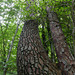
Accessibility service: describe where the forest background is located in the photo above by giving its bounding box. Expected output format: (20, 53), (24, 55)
(0, 0), (75, 75)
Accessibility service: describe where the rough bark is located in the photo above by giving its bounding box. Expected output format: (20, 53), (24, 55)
(46, 7), (75, 75)
(17, 20), (61, 75)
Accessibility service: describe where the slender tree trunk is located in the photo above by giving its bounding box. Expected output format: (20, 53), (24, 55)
(17, 20), (61, 75)
(46, 6), (75, 75)
(3, 23), (19, 75)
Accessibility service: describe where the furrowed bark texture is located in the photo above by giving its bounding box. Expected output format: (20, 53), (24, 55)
(46, 7), (75, 75)
(17, 20), (61, 75)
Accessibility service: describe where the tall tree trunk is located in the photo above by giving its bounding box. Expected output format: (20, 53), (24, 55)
(17, 20), (61, 75)
(46, 7), (75, 75)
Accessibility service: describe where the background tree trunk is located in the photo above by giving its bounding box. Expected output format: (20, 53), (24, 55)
(46, 6), (75, 75)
